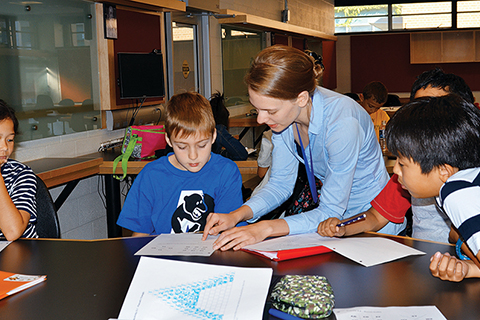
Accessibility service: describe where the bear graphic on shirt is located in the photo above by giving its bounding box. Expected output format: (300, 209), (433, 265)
(171, 191), (214, 233)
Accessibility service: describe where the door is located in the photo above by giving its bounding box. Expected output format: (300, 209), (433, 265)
(165, 11), (210, 99)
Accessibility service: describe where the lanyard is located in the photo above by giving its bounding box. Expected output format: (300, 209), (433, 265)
(295, 123), (318, 203)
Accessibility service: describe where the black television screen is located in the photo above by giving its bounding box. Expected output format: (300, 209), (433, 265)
(117, 52), (165, 99)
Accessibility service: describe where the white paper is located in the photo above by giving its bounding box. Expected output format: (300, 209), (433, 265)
(135, 233), (218, 256)
(0, 241), (11, 253)
(118, 256), (272, 320)
(334, 306), (447, 320)
(243, 233), (425, 267)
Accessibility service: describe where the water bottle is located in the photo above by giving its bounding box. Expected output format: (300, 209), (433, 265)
(379, 120), (387, 154)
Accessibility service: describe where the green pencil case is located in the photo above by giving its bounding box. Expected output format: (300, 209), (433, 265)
(270, 275), (335, 319)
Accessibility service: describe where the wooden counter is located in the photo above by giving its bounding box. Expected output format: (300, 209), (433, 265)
(25, 155), (103, 188)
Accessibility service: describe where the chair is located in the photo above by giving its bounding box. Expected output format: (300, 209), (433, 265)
(35, 175), (61, 238)
(59, 98), (75, 106)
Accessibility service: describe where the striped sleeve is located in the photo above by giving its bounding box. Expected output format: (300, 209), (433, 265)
(440, 169), (480, 255)
(1, 160), (38, 238)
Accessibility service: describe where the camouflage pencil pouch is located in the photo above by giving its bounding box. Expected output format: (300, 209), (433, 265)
(270, 275), (335, 319)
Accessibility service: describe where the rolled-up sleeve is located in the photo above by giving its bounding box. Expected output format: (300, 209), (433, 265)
(246, 130), (298, 221)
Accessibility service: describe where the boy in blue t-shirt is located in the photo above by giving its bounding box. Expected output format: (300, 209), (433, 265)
(386, 94), (480, 282)
(117, 92), (244, 235)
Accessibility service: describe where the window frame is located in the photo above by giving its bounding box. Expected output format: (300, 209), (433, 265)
(334, 1), (480, 34)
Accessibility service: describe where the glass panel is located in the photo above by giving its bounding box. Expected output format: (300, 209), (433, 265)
(458, 1), (480, 11)
(335, 5), (388, 18)
(392, 13), (451, 29)
(335, 16), (389, 33)
(221, 26), (264, 107)
(172, 22), (197, 94)
(0, 1), (100, 142)
(393, 2), (451, 15)
(334, 5), (388, 33)
(458, 12), (480, 28)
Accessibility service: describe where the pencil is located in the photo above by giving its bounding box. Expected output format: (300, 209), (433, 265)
(336, 213), (367, 227)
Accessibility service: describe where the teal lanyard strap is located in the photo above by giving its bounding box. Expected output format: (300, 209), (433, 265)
(295, 123), (318, 204)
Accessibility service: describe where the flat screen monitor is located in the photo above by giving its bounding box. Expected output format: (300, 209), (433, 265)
(117, 52), (165, 99)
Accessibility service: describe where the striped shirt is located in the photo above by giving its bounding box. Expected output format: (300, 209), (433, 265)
(0, 159), (38, 238)
(437, 167), (480, 254)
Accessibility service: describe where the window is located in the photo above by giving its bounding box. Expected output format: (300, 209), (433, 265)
(335, 1), (480, 33)
(221, 26), (265, 107)
(392, 2), (451, 30)
(71, 23), (86, 47)
(335, 5), (389, 33)
(0, 1), (100, 142)
(458, 1), (480, 28)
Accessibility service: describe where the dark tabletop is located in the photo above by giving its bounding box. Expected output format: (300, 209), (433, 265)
(0, 234), (478, 320)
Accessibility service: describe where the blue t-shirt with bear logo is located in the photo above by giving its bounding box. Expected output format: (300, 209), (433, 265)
(117, 153), (244, 234)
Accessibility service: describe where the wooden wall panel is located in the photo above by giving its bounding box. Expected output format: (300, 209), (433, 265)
(350, 33), (480, 94)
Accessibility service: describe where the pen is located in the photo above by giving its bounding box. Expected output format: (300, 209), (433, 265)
(269, 308), (303, 320)
(336, 213), (367, 227)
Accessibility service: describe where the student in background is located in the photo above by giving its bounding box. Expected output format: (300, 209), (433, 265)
(318, 69), (474, 243)
(117, 92), (244, 235)
(410, 67), (474, 103)
(203, 45), (397, 251)
(387, 95), (480, 282)
(210, 92), (248, 161)
(0, 100), (37, 240)
(359, 81), (390, 142)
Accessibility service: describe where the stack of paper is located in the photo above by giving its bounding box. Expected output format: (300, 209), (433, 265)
(118, 256), (272, 320)
(243, 233), (425, 267)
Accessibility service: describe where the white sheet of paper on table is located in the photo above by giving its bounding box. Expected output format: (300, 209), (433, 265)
(243, 233), (425, 267)
(334, 305), (447, 320)
(0, 241), (11, 253)
(134, 233), (218, 256)
(118, 256), (272, 320)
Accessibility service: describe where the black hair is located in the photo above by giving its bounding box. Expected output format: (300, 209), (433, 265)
(0, 99), (19, 134)
(209, 91), (230, 128)
(386, 95), (480, 173)
(363, 81), (388, 104)
(409, 68), (474, 103)
(344, 92), (360, 102)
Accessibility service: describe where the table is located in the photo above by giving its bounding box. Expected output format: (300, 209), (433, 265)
(24, 152), (260, 238)
(228, 114), (265, 147)
(1, 234), (480, 320)
(24, 155), (103, 210)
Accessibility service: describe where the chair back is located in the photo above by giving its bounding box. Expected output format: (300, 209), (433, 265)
(36, 95), (54, 109)
(35, 175), (61, 238)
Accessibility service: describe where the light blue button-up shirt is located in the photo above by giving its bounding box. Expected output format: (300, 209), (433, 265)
(245, 87), (405, 235)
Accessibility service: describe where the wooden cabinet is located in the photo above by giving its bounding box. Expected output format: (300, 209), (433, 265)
(411, 30), (480, 63)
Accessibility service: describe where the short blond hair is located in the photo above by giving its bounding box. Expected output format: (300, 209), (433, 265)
(165, 92), (215, 139)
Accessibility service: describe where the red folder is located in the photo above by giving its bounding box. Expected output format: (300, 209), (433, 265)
(0, 271), (46, 300)
(242, 245), (332, 261)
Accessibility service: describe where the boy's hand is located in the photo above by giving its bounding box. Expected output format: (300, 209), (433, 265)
(429, 251), (469, 282)
(317, 217), (345, 237)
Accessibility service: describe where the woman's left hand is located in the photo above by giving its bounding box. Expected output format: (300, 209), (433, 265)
(213, 219), (289, 251)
